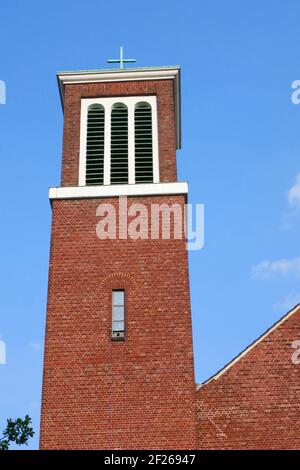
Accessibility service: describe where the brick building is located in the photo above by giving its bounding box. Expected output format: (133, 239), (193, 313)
(40, 63), (300, 450)
(40, 65), (198, 449)
(197, 304), (300, 450)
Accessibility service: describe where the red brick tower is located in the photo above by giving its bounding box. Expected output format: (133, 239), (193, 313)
(40, 64), (198, 449)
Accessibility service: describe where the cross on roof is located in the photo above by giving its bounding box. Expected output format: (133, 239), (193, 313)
(107, 46), (136, 69)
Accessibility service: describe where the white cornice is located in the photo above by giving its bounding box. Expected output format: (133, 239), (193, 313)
(49, 182), (188, 201)
(57, 65), (180, 81)
(57, 66), (181, 149)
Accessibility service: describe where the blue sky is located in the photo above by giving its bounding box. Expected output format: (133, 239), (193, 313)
(1, 0), (300, 449)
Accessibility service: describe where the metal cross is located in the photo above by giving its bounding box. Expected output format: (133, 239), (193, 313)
(107, 46), (136, 69)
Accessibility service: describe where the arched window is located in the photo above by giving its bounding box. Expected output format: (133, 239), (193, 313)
(110, 103), (128, 184)
(112, 289), (125, 340)
(80, 96), (158, 186)
(134, 102), (153, 183)
(86, 104), (104, 185)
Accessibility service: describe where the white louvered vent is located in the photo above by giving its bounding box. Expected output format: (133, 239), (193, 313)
(81, 96), (159, 187)
(110, 103), (128, 184)
(134, 102), (153, 183)
(85, 104), (104, 185)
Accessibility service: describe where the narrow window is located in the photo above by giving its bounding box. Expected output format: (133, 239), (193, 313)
(112, 290), (125, 340)
(135, 102), (153, 183)
(110, 103), (128, 184)
(86, 104), (105, 185)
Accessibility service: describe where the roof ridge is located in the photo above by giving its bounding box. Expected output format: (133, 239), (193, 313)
(197, 303), (300, 390)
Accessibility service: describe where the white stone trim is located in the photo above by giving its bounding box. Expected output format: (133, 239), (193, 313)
(49, 182), (188, 200)
(57, 67), (180, 85)
(103, 106), (111, 186)
(151, 98), (160, 183)
(127, 101), (135, 185)
(57, 66), (181, 149)
(79, 95), (159, 187)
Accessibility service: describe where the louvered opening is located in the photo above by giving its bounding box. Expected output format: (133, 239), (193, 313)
(86, 104), (104, 186)
(111, 103), (128, 184)
(135, 102), (153, 183)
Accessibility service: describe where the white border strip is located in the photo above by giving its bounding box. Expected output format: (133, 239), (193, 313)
(49, 182), (188, 200)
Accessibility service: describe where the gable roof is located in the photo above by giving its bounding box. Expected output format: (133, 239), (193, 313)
(197, 303), (300, 390)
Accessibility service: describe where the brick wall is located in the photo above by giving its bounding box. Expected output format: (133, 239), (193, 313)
(60, 79), (177, 186)
(197, 306), (300, 449)
(40, 195), (198, 449)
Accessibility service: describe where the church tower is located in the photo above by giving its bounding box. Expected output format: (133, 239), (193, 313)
(40, 58), (198, 449)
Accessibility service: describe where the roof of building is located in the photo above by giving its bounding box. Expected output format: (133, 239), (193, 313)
(196, 303), (300, 390)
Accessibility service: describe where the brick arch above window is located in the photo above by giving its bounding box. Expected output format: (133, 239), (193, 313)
(99, 272), (137, 290)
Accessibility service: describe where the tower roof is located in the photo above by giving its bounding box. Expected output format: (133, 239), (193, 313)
(56, 66), (181, 148)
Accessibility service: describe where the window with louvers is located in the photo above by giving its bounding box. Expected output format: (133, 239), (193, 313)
(85, 104), (105, 185)
(110, 103), (128, 184)
(134, 102), (153, 183)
